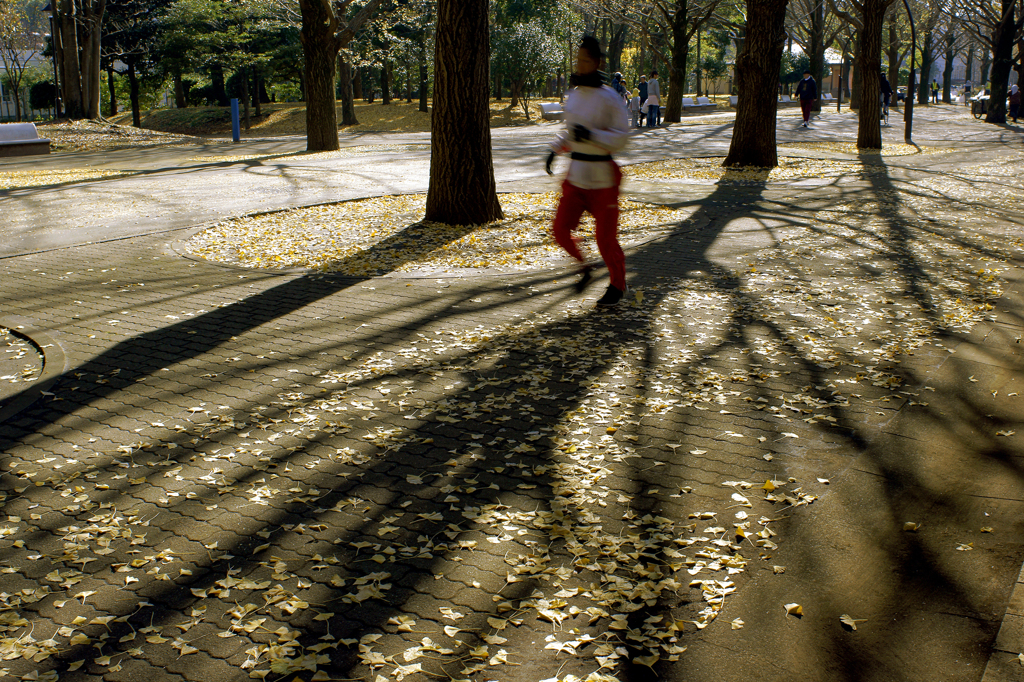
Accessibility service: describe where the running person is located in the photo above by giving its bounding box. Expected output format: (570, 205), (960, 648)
(545, 36), (631, 307)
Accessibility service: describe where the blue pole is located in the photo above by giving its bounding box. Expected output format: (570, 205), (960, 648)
(230, 98), (240, 143)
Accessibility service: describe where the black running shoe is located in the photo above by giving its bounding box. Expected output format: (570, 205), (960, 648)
(575, 266), (594, 293)
(595, 285), (624, 307)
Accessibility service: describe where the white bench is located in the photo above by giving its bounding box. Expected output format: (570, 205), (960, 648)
(821, 93), (834, 101)
(780, 95), (792, 103)
(729, 95), (738, 106)
(0, 123), (51, 157)
(539, 102), (564, 121)
(682, 97), (716, 113)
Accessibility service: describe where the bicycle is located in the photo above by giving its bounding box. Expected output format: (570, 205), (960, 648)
(880, 95), (890, 126)
(972, 96), (989, 120)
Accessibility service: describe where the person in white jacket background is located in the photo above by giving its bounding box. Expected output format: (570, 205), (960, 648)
(545, 35), (631, 307)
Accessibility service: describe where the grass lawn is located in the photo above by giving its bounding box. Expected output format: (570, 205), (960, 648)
(111, 98), (558, 137)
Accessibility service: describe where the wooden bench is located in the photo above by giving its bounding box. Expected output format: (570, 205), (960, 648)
(0, 123), (51, 157)
(682, 97), (717, 113)
(539, 102), (564, 121)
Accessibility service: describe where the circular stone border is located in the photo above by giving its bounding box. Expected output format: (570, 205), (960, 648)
(167, 192), (711, 280)
(0, 317), (69, 424)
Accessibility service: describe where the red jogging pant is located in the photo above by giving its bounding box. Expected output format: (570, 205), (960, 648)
(800, 98), (814, 122)
(551, 164), (626, 291)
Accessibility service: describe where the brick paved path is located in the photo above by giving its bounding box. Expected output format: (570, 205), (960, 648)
(1, 108), (1023, 682)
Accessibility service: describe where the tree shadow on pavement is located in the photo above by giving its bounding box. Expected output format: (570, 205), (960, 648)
(1, 157), (1022, 682)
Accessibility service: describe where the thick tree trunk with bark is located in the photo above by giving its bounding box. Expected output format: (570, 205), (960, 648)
(942, 35), (955, 103)
(425, 0), (502, 225)
(663, 0), (689, 124)
(918, 30), (934, 104)
(339, 59), (358, 125)
(607, 23), (627, 72)
(173, 71), (186, 108)
(724, 0), (789, 167)
(985, 0), (1016, 124)
(58, 0), (83, 119)
(128, 60), (140, 127)
(809, 0), (825, 111)
(49, 2), (64, 117)
(299, 0), (341, 151)
(211, 62), (228, 106)
(353, 67), (362, 100)
(856, 0), (889, 148)
(79, 0), (104, 119)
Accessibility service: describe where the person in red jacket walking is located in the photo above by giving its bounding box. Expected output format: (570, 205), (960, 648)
(545, 36), (631, 307)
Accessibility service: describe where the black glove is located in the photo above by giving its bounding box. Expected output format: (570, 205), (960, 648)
(571, 124), (591, 142)
(545, 151), (555, 176)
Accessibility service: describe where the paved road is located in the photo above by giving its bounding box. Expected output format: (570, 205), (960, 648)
(3, 105), (1018, 258)
(0, 106), (1022, 682)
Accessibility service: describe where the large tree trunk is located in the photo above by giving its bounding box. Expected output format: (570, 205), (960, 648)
(80, 0), (104, 119)
(128, 60), (141, 127)
(299, 0), (341, 151)
(58, 0), (84, 119)
(809, 0), (825, 111)
(856, 0), (888, 148)
(985, 0), (1016, 124)
(663, 0), (689, 124)
(49, 1), (64, 118)
(173, 71), (186, 108)
(942, 34), (955, 103)
(339, 58), (358, 125)
(211, 62), (228, 106)
(918, 30), (934, 104)
(965, 45), (974, 83)
(981, 52), (991, 84)
(886, 14), (901, 88)
(353, 66), (363, 100)
(724, 0), (789, 167)
(607, 23), (628, 72)
(425, 0), (503, 225)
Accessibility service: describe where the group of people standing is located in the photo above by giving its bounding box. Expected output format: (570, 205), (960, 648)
(610, 71), (662, 128)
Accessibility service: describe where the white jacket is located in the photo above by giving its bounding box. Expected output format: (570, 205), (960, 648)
(647, 78), (661, 105)
(550, 84), (630, 189)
